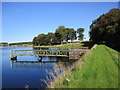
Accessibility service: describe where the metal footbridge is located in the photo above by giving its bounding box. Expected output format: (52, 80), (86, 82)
(10, 49), (88, 60)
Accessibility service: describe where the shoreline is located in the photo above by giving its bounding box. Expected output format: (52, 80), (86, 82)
(0, 43), (88, 49)
(33, 43), (88, 49)
(0, 45), (33, 47)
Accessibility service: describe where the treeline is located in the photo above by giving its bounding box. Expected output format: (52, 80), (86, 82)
(89, 8), (120, 51)
(0, 42), (8, 46)
(0, 42), (8, 44)
(0, 42), (33, 47)
(9, 42), (32, 46)
(33, 26), (84, 46)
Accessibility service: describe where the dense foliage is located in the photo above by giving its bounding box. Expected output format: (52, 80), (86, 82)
(89, 8), (120, 51)
(77, 28), (84, 41)
(33, 26), (84, 46)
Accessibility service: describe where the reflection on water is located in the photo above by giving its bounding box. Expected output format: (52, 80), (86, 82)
(10, 61), (53, 68)
(10, 59), (70, 69)
(2, 47), (71, 88)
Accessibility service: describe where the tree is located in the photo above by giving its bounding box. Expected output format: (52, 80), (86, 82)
(63, 28), (70, 43)
(55, 26), (66, 43)
(32, 34), (45, 46)
(47, 33), (54, 45)
(55, 32), (62, 44)
(55, 26), (77, 43)
(77, 28), (84, 41)
(47, 32), (59, 45)
(89, 8), (120, 51)
(33, 26), (79, 46)
(33, 37), (39, 46)
(67, 28), (76, 42)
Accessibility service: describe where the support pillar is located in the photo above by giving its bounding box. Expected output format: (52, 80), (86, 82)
(11, 56), (17, 60)
(38, 56), (42, 62)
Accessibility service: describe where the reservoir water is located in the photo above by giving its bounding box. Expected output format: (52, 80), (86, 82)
(1, 47), (70, 88)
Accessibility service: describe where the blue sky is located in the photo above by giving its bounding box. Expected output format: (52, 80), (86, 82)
(2, 2), (118, 43)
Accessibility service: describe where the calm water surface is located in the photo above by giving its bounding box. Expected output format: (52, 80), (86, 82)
(2, 47), (69, 88)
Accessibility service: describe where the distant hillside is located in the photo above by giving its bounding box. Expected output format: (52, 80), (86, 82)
(9, 42), (32, 45)
(9, 42), (33, 47)
(0, 42), (8, 46)
(0, 42), (33, 47)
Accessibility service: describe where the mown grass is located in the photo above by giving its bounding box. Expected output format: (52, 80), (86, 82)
(57, 45), (119, 88)
(33, 43), (88, 49)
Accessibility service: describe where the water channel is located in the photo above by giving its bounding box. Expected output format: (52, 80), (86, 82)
(1, 47), (71, 88)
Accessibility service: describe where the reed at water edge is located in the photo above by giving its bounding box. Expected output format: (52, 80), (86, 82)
(43, 45), (96, 88)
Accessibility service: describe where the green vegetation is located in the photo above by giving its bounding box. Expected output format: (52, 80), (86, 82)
(77, 28), (85, 41)
(33, 26), (84, 46)
(33, 43), (88, 49)
(0, 42), (33, 47)
(0, 42), (8, 47)
(9, 42), (33, 47)
(51, 45), (119, 88)
(89, 8), (120, 51)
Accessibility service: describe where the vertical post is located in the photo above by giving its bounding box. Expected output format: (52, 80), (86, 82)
(11, 56), (17, 60)
(38, 56), (42, 62)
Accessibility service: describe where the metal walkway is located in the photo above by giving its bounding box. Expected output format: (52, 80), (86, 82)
(10, 49), (88, 60)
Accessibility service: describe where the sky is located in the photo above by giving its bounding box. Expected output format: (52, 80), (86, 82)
(2, 2), (118, 43)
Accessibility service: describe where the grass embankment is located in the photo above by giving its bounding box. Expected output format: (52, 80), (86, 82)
(33, 43), (88, 49)
(56, 45), (119, 88)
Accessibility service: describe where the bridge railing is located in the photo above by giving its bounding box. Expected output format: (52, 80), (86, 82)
(10, 49), (89, 60)
(11, 50), (69, 58)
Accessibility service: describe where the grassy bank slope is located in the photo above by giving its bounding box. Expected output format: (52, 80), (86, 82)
(60, 45), (119, 88)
